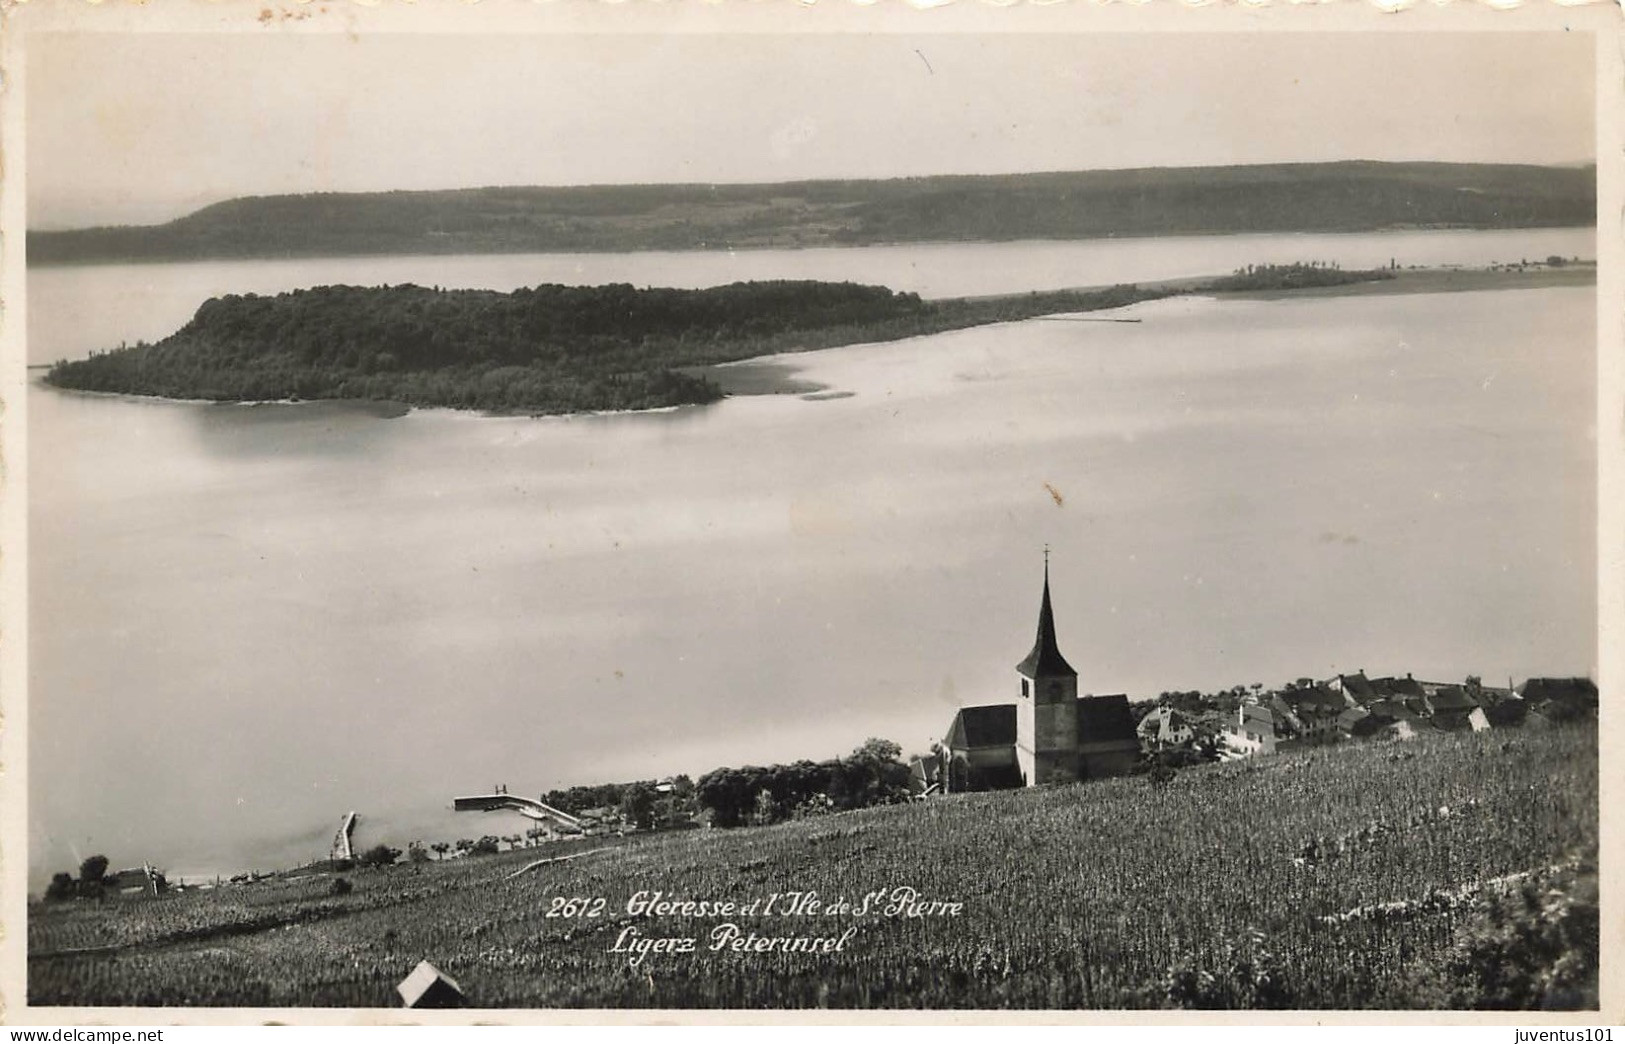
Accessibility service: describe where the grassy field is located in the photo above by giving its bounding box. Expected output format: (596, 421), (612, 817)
(28, 724), (1597, 1010)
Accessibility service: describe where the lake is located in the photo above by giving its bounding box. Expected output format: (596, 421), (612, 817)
(25, 229), (1596, 883)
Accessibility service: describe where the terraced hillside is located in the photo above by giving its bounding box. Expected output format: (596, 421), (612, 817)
(29, 724), (1597, 1010)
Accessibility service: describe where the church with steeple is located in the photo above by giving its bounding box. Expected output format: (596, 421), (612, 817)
(943, 557), (1141, 792)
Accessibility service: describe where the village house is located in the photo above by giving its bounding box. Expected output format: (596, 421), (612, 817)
(106, 864), (167, 897)
(944, 560), (1140, 791)
(1468, 679), (1517, 706)
(1517, 677), (1599, 722)
(1279, 685), (1349, 741)
(1367, 675), (1430, 716)
(1329, 671), (1431, 710)
(1336, 705), (1386, 740)
(1265, 695), (1306, 737)
(1364, 697), (1419, 724)
(941, 609), (1592, 781)
(1326, 671), (1376, 703)
(1389, 676), (1429, 697)
(1136, 706), (1196, 752)
(1219, 703), (1297, 759)
(1327, 670), (1514, 726)
(1432, 705), (1492, 733)
(1483, 697), (1530, 729)
(1422, 684), (1477, 716)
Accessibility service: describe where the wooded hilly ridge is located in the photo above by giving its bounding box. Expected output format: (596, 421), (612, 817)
(30, 162), (1595, 265)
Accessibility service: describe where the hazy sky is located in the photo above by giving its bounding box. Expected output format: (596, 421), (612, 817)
(27, 31), (1596, 230)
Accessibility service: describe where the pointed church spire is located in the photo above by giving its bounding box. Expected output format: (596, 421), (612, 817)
(1016, 550), (1077, 679)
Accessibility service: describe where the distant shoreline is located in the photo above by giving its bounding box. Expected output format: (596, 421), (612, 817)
(23, 223), (1596, 272)
(26, 161), (1595, 268)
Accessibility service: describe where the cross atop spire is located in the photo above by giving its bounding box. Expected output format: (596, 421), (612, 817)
(1016, 550), (1077, 680)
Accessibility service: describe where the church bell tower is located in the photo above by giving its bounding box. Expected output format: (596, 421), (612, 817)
(1014, 551), (1080, 786)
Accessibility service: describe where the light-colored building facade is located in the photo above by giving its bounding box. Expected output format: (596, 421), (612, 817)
(1221, 703), (1281, 759)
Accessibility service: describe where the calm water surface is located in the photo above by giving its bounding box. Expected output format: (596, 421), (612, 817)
(27, 233), (1596, 882)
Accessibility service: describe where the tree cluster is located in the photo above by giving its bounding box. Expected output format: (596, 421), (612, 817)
(357, 844), (402, 868)
(542, 776), (698, 832)
(43, 854), (166, 902)
(1198, 262), (1395, 293)
(695, 738), (912, 828)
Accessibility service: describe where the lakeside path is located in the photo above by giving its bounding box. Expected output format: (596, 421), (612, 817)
(699, 264), (1596, 398)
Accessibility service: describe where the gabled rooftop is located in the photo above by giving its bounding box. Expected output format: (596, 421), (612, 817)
(1518, 677), (1598, 706)
(946, 704), (1018, 749)
(1428, 686), (1479, 713)
(1283, 686), (1344, 716)
(1077, 694), (1138, 745)
(1366, 675), (1427, 699)
(1336, 672), (1375, 700)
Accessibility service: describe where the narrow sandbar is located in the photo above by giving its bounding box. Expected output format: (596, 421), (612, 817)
(1218, 263), (1595, 300)
(695, 263), (1595, 399)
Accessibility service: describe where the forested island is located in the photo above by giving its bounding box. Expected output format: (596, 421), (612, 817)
(30, 161), (1594, 265)
(42, 264), (1413, 414)
(42, 267), (1415, 414)
(40, 279), (1156, 413)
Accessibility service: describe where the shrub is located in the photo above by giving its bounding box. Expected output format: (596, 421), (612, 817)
(1158, 927), (1295, 1009)
(358, 845), (401, 868)
(44, 873), (76, 902)
(1420, 864), (1598, 1009)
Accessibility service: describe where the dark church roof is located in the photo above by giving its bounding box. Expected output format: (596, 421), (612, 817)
(946, 704), (1018, 749)
(1016, 565), (1077, 679)
(1076, 694), (1138, 745)
(947, 697), (1136, 754)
